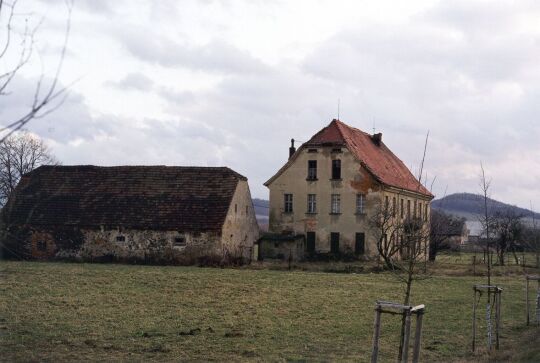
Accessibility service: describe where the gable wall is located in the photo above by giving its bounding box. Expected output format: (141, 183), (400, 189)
(221, 180), (260, 259)
(267, 145), (383, 255)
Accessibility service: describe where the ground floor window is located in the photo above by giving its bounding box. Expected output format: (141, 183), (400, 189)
(355, 233), (365, 255)
(330, 232), (340, 254)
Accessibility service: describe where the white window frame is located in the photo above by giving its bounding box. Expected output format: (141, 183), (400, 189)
(307, 194), (317, 214)
(356, 194), (366, 214)
(284, 193), (293, 213)
(331, 194), (341, 214)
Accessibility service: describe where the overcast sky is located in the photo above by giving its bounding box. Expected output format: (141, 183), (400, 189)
(1, 0), (539, 210)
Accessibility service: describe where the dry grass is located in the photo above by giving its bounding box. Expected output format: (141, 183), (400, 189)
(0, 260), (539, 362)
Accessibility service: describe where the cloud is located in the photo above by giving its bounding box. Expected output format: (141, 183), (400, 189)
(105, 73), (154, 92)
(117, 28), (268, 74)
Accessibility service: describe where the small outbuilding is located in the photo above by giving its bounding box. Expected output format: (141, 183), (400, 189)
(1, 165), (260, 263)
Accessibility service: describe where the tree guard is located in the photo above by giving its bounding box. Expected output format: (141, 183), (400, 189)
(371, 301), (425, 363)
(472, 285), (502, 352)
(525, 275), (540, 326)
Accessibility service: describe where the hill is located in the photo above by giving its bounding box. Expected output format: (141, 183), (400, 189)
(432, 193), (540, 220)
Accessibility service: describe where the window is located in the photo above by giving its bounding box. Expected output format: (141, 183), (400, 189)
(306, 232), (316, 254)
(392, 197), (397, 216)
(246, 205), (248, 215)
(308, 148), (318, 153)
(36, 240), (47, 251)
(355, 233), (365, 255)
(418, 203), (422, 220)
(116, 235), (125, 242)
(330, 232), (340, 254)
(407, 200), (411, 219)
(331, 148), (342, 153)
(307, 160), (317, 180)
(400, 199), (404, 218)
(425, 203), (429, 221)
(174, 236), (186, 247)
(284, 194), (293, 213)
(307, 194), (317, 213)
(356, 194), (366, 214)
(385, 196), (390, 213)
(413, 200), (417, 218)
(331, 194), (341, 214)
(331, 159), (341, 179)
(235, 204), (238, 214)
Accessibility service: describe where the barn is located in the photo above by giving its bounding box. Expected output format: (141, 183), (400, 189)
(0, 165), (260, 264)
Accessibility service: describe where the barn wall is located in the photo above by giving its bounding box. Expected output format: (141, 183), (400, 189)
(221, 180), (260, 259)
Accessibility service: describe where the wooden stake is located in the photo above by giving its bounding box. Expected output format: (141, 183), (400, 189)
(412, 311), (424, 363)
(371, 307), (382, 363)
(526, 277), (530, 326)
(402, 310), (412, 363)
(495, 291), (500, 350)
(472, 289), (477, 352)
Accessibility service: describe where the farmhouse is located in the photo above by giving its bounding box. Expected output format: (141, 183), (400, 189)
(1, 165), (259, 263)
(261, 119), (434, 260)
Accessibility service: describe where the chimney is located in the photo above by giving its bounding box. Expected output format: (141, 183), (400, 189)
(289, 139), (296, 159)
(372, 133), (382, 146)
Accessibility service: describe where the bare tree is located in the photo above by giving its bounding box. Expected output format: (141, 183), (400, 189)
(479, 162), (493, 288)
(429, 209), (466, 261)
(0, 131), (58, 206)
(492, 208), (524, 266)
(0, 0), (73, 143)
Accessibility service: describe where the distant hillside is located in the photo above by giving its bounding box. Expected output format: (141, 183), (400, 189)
(432, 193), (540, 219)
(253, 198), (269, 227)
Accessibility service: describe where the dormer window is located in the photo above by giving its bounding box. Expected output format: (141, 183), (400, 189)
(331, 148), (342, 153)
(308, 148), (318, 153)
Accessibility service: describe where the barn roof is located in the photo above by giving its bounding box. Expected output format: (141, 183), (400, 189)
(2, 165), (246, 232)
(265, 119), (433, 198)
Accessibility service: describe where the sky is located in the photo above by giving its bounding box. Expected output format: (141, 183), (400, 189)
(1, 0), (539, 210)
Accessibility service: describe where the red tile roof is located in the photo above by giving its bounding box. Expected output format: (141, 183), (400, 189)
(266, 119), (433, 198)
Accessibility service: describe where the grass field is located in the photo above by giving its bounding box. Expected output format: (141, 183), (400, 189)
(1, 260), (539, 362)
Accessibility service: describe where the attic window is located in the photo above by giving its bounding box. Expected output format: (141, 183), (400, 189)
(174, 236), (186, 247)
(331, 148), (342, 153)
(308, 148), (318, 153)
(116, 235), (125, 242)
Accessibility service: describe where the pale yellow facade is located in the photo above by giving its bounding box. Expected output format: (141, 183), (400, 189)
(266, 145), (431, 257)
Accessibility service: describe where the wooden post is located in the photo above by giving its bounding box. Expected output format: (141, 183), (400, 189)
(472, 288), (477, 352)
(536, 280), (540, 325)
(371, 307), (382, 363)
(402, 310), (412, 363)
(412, 311), (424, 363)
(495, 290), (500, 350)
(526, 277), (530, 326)
(472, 256), (476, 276)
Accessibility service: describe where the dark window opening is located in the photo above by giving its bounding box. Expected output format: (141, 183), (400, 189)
(332, 159), (341, 179)
(246, 205), (248, 215)
(355, 233), (365, 255)
(116, 235), (125, 242)
(331, 148), (342, 153)
(235, 204), (238, 214)
(400, 199), (404, 218)
(308, 148), (318, 153)
(174, 236), (186, 247)
(306, 232), (316, 254)
(307, 160), (317, 180)
(330, 232), (340, 254)
(37, 240), (47, 251)
(284, 194), (293, 213)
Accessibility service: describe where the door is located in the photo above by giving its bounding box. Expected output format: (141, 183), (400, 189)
(306, 232), (316, 254)
(355, 233), (365, 255)
(330, 232), (340, 254)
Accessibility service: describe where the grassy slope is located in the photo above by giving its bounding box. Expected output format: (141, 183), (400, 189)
(1, 261), (539, 362)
